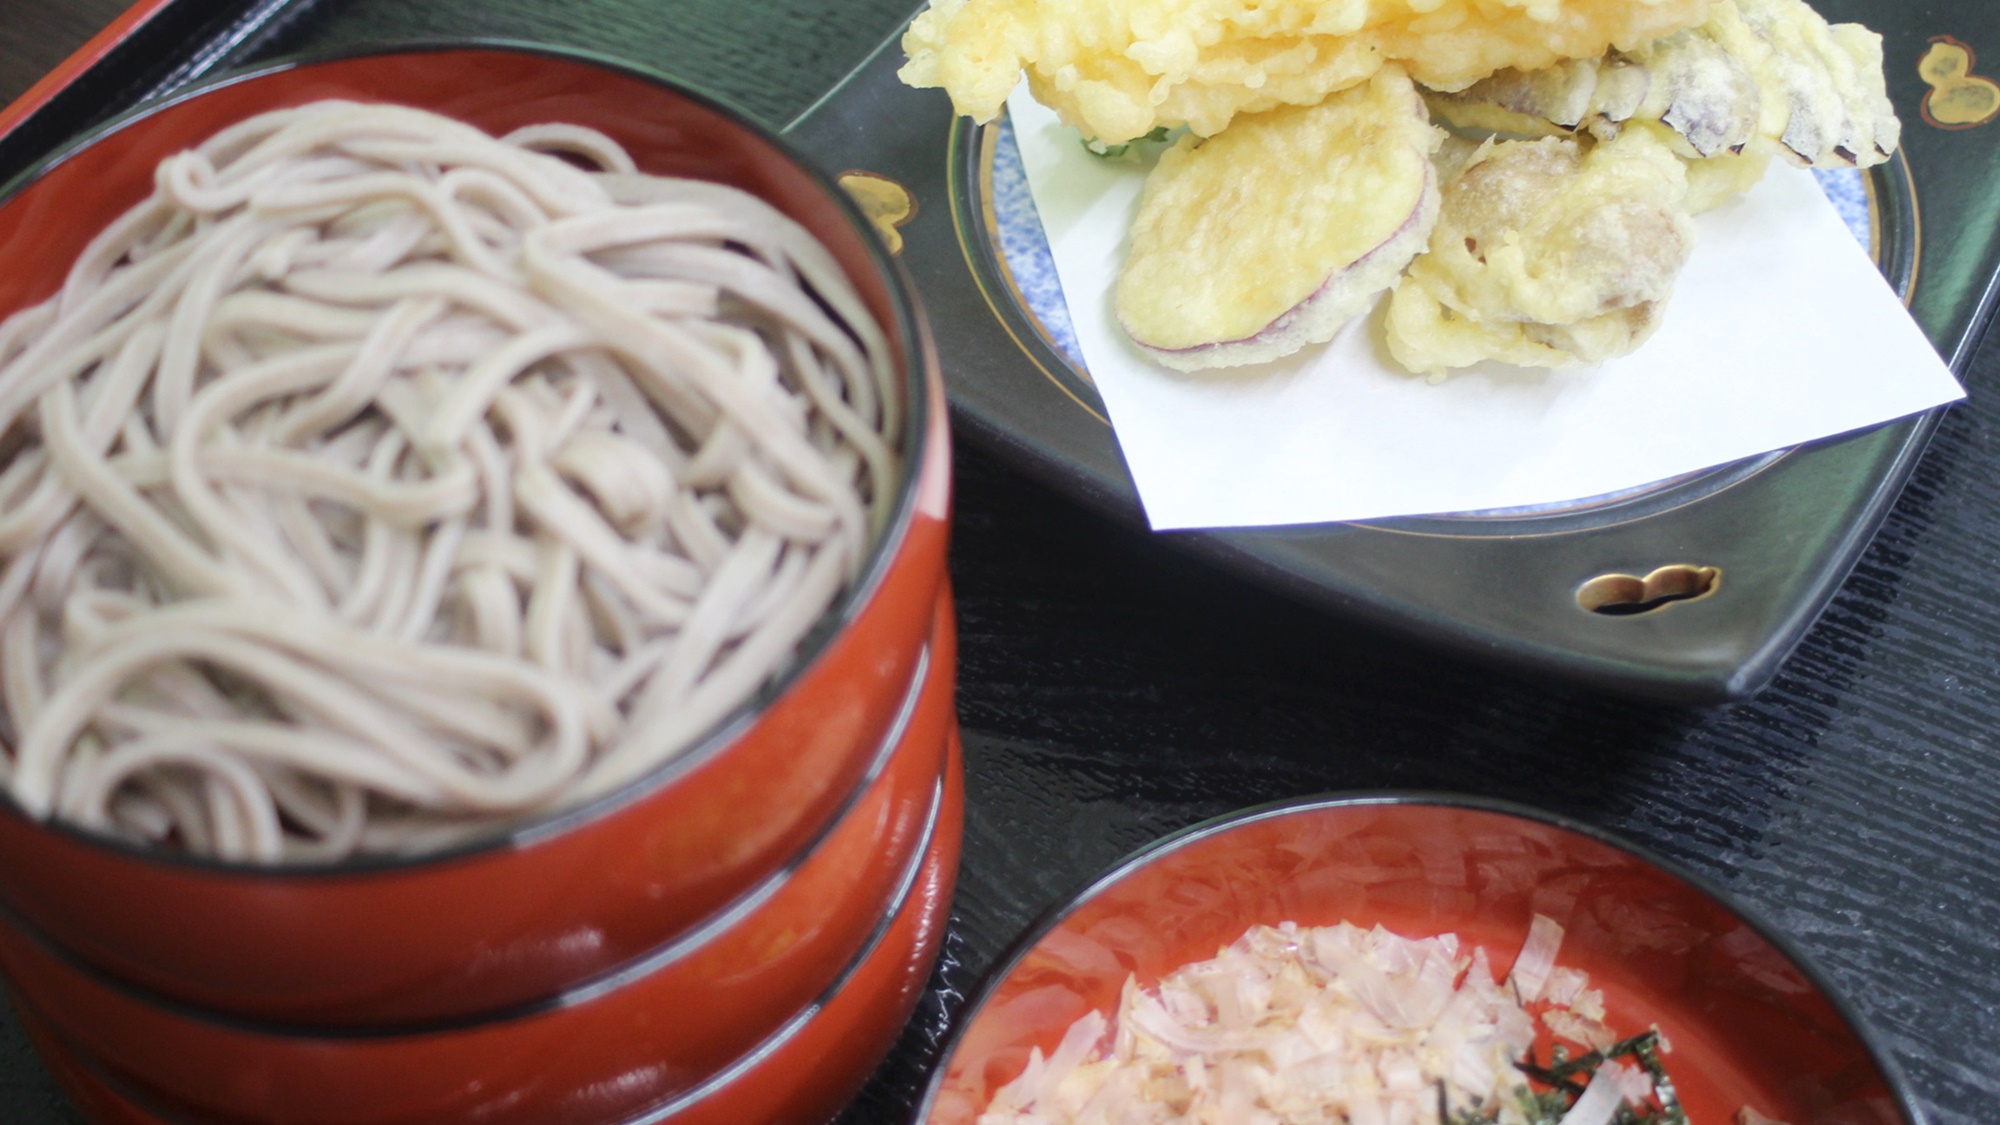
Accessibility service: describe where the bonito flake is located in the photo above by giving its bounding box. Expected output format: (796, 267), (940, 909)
(976, 921), (1601, 1125)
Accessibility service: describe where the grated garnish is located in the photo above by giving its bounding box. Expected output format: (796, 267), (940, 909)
(978, 916), (1697, 1125)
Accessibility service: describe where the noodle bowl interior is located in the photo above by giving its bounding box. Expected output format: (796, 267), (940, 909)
(0, 100), (903, 864)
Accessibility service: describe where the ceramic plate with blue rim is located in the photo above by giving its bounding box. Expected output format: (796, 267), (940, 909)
(784, 1), (1997, 702)
(991, 119), (1873, 386)
(985, 115), (1883, 521)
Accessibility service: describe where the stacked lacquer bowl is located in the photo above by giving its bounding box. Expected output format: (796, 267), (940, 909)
(0, 46), (957, 1125)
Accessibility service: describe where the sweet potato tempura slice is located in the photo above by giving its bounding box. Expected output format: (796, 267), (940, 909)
(899, 0), (1710, 144)
(1115, 65), (1442, 370)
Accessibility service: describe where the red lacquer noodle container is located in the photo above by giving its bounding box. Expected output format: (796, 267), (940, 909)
(12, 728), (964, 1125)
(0, 41), (957, 1116)
(0, 696), (964, 1125)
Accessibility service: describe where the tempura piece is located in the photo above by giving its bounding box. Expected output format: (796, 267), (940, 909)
(1717, 0), (1900, 166)
(1432, 0), (1899, 171)
(1385, 129), (1695, 374)
(899, 0), (1710, 145)
(1678, 143), (1772, 211)
(1430, 28), (1760, 155)
(1116, 66), (1442, 371)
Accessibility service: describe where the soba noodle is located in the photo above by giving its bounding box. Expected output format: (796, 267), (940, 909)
(0, 101), (902, 863)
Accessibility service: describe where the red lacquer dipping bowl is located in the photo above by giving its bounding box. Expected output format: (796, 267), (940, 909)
(0, 44), (951, 1025)
(918, 794), (1921, 1125)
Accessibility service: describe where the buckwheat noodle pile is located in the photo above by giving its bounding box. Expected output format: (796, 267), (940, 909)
(0, 101), (902, 863)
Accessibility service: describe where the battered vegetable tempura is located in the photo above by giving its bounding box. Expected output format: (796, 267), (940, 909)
(1385, 129), (1696, 374)
(902, 0), (1899, 376)
(1431, 0), (1900, 170)
(900, 0), (1710, 145)
(1117, 66), (1442, 370)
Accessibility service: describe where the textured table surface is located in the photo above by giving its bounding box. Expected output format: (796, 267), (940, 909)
(2, 2), (1998, 1123)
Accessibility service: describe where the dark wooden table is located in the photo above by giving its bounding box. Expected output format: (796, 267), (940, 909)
(2, 2), (1998, 1124)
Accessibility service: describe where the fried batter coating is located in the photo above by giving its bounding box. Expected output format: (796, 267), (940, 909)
(1116, 66), (1443, 370)
(1717, 0), (1900, 166)
(1385, 130), (1695, 374)
(899, 0), (1710, 145)
(1430, 0), (1899, 173)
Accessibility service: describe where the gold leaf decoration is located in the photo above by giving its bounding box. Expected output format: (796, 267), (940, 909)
(838, 171), (917, 255)
(1920, 37), (2000, 129)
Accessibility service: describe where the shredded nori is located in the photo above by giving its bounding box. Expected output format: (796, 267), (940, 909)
(1498, 1031), (1688, 1125)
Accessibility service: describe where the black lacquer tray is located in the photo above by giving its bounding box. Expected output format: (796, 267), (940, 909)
(784, 1), (1995, 705)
